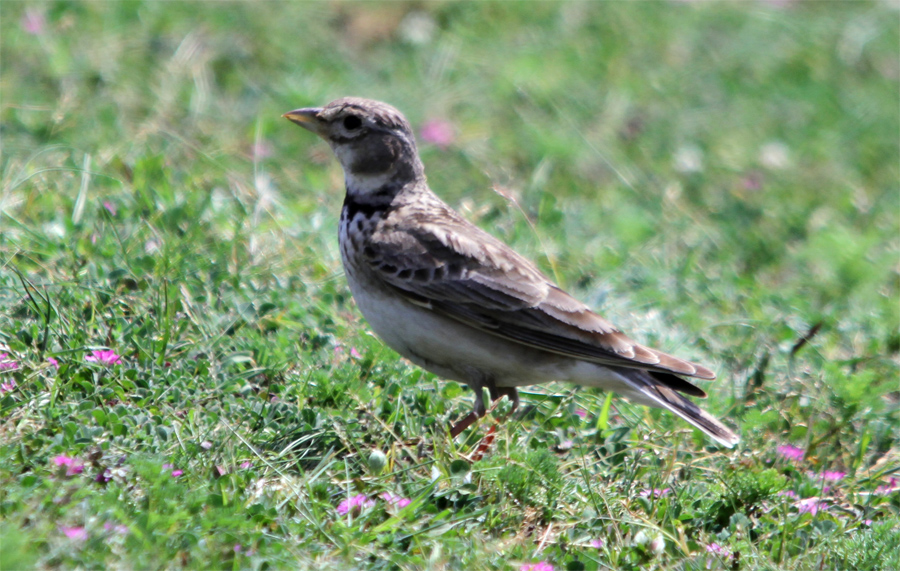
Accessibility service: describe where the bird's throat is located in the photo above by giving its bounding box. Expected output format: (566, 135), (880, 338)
(344, 170), (403, 198)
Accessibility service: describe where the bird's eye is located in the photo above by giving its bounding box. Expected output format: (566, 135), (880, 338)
(343, 115), (362, 131)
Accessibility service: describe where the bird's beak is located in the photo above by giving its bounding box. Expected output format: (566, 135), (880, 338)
(283, 107), (325, 136)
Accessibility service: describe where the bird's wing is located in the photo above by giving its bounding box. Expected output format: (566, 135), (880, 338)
(364, 206), (715, 386)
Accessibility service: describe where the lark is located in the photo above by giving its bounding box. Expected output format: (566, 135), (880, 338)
(284, 97), (738, 447)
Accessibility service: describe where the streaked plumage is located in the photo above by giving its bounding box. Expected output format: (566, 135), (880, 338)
(284, 97), (738, 447)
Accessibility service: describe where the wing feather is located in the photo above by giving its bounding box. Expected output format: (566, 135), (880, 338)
(366, 205), (715, 381)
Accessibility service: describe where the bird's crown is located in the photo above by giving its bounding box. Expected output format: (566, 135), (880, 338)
(318, 97), (413, 136)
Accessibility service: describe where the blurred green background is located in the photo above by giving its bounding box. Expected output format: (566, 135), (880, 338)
(5, 1), (897, 315)
(1, 2), (898, 569)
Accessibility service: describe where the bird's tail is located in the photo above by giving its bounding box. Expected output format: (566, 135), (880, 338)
(616, 368), (739, 448)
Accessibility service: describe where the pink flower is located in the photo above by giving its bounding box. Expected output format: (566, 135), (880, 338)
(777, 444), (804, 461)
(337, 494), (375, 515)
(85, 350), (123, 366)
(520, 563), (554, 571)
(103, 522), (128, 535)
(0, 353), (18, 371)
(640, 487), (671, 498)
(875, 478), (899, 495)
(171, 469), (183, 478)
(252, 140), (273, 159)
(103, 201), (117, 216)
(52, 455), (84, 476)
(574, 408), (588, 419)
(706, 543), (731, 557)
(21, 8), (46, 36)
(797, 497), (827, 515)
(589, 538), (604, 548)
(240, 461), (252, 469)
(820, 470), (846, 482)
(201, 441), (212, 450)
(47, 357), (59, 368)
(380, 492), (411, 508)
(0, 380), (16, 395)
(335, 345), (363, 360)
(420, 119), (455, 149)
(60, 526), (88, 541)
(741, 172), (763, 191)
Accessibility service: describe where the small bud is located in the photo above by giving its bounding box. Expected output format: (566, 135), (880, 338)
(633, 530), (650, 547)
(633, 530), (665, 556)
(368, 450), (387, 474)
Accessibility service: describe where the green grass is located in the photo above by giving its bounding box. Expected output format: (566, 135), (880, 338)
(2, 2), (898, 570)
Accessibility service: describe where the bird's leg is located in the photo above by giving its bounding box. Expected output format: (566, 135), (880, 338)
(489, 386), (519, 413)
(449, 411), (479, 438)
(488, 386), (519, 428)
(450, 378), (521, 438)
(449, 378), (487, 438)
(465, 384), (520, 460)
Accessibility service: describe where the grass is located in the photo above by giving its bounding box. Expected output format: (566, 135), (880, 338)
(1, 1), (898, 570)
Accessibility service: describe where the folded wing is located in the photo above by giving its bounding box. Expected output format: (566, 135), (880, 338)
(365, 205), (715, 391)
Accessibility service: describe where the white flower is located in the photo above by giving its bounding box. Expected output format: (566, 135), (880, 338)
(759, 141), (790, 170)
(673, 144), (704, 173)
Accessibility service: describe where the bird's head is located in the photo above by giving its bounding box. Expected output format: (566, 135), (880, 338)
(284, 97), (424, 196)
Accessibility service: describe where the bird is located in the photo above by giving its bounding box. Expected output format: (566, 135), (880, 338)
(283, 97), (739, 448)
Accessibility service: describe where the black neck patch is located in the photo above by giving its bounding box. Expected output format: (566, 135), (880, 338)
(342, 194), (391, 220)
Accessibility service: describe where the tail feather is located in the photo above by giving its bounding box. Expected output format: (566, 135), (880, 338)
(617, 368), (739, 448)
(648, 371), (708, 398)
